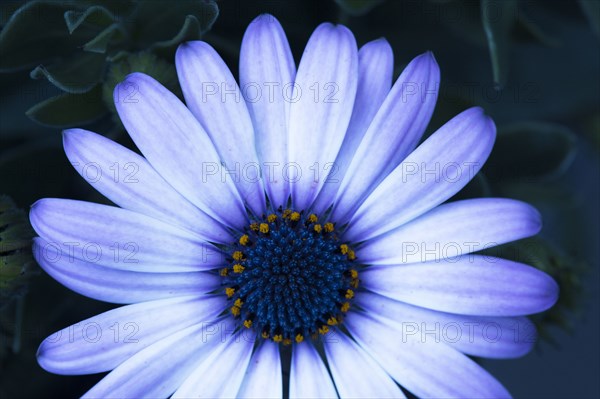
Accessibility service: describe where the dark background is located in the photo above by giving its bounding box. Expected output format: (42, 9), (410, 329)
(0, 0), (598, 397)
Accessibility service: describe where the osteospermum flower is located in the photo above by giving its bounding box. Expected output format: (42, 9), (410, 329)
(31, 14), (559, 398)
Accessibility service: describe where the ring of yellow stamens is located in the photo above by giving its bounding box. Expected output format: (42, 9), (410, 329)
(323, 222), (335, 233)
(243, 320), (253, 328)
(232, 251), (244, 261)
(259, 223), (269, 234)
(233, 264), (245, 273)
(239, 235), (250, 246)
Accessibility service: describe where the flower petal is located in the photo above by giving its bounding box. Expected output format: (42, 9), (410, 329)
(345, 311), (511, 398)
(30, 199), (224, 272)
(114, 72), (247, 229)
(172, 331), (256, 398)
(34, 237), (219, 304)
(312, 38), (394, 215)
(237, 341), (282, 399)
(288, 23), (358, 211)
(63, 128), (230, 243)
(361, 255), (558, 316)
(176, 42), (266, 215)
(324, 330), (405, 398)
(240, 14), (296, 209)
(330, 52), (440, 223)
(345, 107), (496, 242)
(82, 319), (234, 398)
(38, 296), (225, 375)
(358, 198), (542, 265)
(356, 291), (537, 358)
(290, 342), (338, 398)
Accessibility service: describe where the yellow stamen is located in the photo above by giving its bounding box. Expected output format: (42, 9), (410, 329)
(283, 338), (292, 346)
(282, 209), (292, 218)
(350, 278), (360, 289)
(341, 302), (351, 313)
(340, 244), (349, 255)
(273, 334), (283, 343)
(308, 214), (318, 223)
(250, 223), (259, 231)
(327, 317), (338, 326)
(295, 334), (304, 343)
(261, 331), (270, 339)
(313, 224), (322, 233)
(233, 264), (245, 273)
(347, 249), (356, 261)
(239, 234), (250, 246)
(225, 287), (235, 298)
(267, 214), (278, 223)
(243, 320), (253, 328)
(345, 289), (354, 299)
(219, 268), (229, 276)
(318, 325), (329, 335)
(259, 223), (269, 234)
(234, 298), (244, 308)
(349, 269), (358, 279)
(290, 211), (301, 221)
(231, 306), (241, 316)
(324, 222), (334, 233)
(232, 251), (245, 261)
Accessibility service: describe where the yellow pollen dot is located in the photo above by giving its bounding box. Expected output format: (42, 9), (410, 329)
(341, 302), (351, 313)
(225, 287), (235, 298)
(267, 214), (278, 223)
(350, 278), (360, 289)
(233, 264), (245, 273)
(232, 251), (244, 261)
(340, 244), (349, 255)
(259, 223), (269, 234)
(250, 223), (259, 231)
(239, 235), (250, 246)
(282, 209), (292, 218)
(327, 317), (338, 326)
(318, 325), (329, 335)
(273, 334), (283, 343)
(290, 212), (301, 221)
(347, 249), (356, 261)
(308, 214), (318, 223)
(219, 268), (229, 276)
(295, 334), (304, 343)
(243, 320), (253, 328)
(313, 224), (322, 233)
(234, 298), (244, 308)
(345, 289), (355, 299)
(261, 331), (270, 339)
(324, 222), (334, 233)
(283, 338), (292, 346)
(349, 269), (358, 279)
(231, 306), (241, 316)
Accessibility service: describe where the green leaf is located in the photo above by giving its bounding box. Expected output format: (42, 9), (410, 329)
(334, 0), (386, 16)
(29, 52), (106, 93)
(26, 85), (107, 127)
(484, 121), (577, 182)
(83, 23), (126, 53)
(64, 4), (116, 34)
(481, 0), (518, 88)
(578, 0), (600, 38)
(0, 1), (89, 72)
(131, 0), (218, 50)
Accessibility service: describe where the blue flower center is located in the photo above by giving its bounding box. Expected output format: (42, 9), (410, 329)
(221, 209), (359, 344)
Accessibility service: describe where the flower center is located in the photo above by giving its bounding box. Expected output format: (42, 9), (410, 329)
(221, 209), (359, 344)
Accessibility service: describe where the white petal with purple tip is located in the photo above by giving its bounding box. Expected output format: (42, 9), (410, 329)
(114, 73), (247, 229)
(345, 107), (496, 242)
(176, 41), (266, 215)
(358, 198), (542, 264)
(330, 52), (440, 223)
(62, 128), (230, 243)
(240, 14), (296, 208)
(345, 312), (512, 398)
(288, 23), (358, 211)
(290, 342), (338, 398)
(361, 255), (559, 316)
(38, 295), (225, 375)
(30, 199), (224, 272)
(312, 38), (394, 215)
(34, 237), (220, 304)
(237, 341), (282, 399)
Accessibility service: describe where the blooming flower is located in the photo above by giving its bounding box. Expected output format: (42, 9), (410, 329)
(31, 14), (558, 399)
